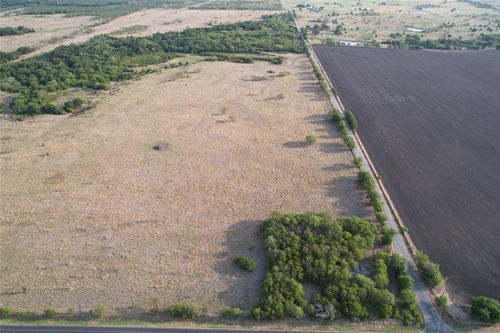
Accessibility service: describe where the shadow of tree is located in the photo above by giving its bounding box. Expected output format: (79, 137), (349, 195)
(214, 220), (267, 310)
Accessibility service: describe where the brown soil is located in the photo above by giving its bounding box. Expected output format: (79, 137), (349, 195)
(0, 53), (368, 313)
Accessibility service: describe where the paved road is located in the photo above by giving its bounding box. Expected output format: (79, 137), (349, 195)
(0, 326), (292, 333)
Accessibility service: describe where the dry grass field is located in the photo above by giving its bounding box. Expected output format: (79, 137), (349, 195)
(0, 8), (282, 57)
(0, 11), (95, 52)
(0, 53), (368, 313)
(284, 0), (500, 45)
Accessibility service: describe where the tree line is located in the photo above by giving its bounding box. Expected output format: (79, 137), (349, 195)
(0, 13), (302, 117)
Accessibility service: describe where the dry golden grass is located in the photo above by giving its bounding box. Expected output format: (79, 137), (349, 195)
(2, 8), (282, 58)
(0, 54), (368, 313)
(0, 12), (95, 52)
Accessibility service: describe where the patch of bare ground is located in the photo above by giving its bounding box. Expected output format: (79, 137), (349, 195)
(0, 53), (368, 314)
(7, 8), (282, 59)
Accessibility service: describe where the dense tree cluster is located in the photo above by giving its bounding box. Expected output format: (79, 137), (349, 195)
(253, 212), (422, 326)
(384, 32), (500, 50)
(0, 26), (34, 36)
(0, 13), (302, 116)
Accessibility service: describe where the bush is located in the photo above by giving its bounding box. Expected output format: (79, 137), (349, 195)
(44, 307), (57, 319)
(358, 171), (375, 191)
(151, 298), (163, 315)
(0, 307), (13, 319)
(471, 296), (500, 323)
(345, 111), (358, 131)
(329, 108), (343, 123)
(90, 305), (105, 319)
(168, 303), (200, 319)
(375, 211), (387, 223)
(373, 259), (389, 289)
(381, 226), (396, 245)
(234, 255), (256, 272)
(415, 251), (444, 288)
(221, 307), (243, 318)
(435, 296), (448, 311)
(344, 135), (356, 150)
(397, 274), (414, 291)
(305, 135), (317, 145)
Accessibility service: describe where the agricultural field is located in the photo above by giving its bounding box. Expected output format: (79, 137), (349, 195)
(284, 0), (500, 46)
(0, 52), (369, 313)
(313, 44), (500, 301)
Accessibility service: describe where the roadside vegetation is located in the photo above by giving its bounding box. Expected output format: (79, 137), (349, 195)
(328, 108), (357, 152)
(0, 13), (302, 117)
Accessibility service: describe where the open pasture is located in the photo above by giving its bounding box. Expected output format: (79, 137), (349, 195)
(0, 53), (368, 312)
(313, 44), (500, 300)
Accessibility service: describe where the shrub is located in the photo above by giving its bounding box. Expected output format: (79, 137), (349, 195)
(381, 226), (396, 245)
(353, 156), (362, 167)
(337, 120), (347, 131)
(305, 135), (317, 145)
(0, 307), (13, 319)
(399, 289), (424, 326)
(344, 135), (356, 150)
(90, 305), (105, 319)
(221, 307), (243, 318)
(44, 307), (57, 319)
(358, 171), (375, 191)
(373, 259), (389, 289)
(329, 108), (343, 123)
(375, 211), (387, 223)
(151, 298), (163, 315)
(389, 254), (408, 276)
(397, 274), (414, 291)
(234, 255), (257, 272)
(168, 303), (200, 319)
(435, 296), (448, 311)
(367, 288), (396, 319)
(471, 296), (500, 323)
(415, 251), (444, 288)
(345, 111), (358, 131)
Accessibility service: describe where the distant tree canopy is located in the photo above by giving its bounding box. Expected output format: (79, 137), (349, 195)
(0, 26), (34, 36)
(384, 32), (500, 50)
(0, 13), (303, 116)
(0, 0), (206, 19)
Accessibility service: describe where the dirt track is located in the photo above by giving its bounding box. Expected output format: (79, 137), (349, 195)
(313, 44), (500, 300)
(0, 54), (368, 312)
